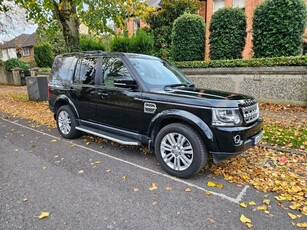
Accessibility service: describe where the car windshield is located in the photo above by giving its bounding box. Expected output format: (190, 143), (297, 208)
(128, 57), (192, 90)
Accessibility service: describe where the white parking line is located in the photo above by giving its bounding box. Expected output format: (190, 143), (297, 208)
(2, 117), (249, 204)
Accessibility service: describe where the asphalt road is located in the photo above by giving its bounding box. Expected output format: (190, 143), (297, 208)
(0, 113), (304, 230)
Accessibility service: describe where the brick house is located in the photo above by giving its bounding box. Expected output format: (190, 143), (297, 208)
(0, 33), (37, 62)
(126, 0), (307, 60)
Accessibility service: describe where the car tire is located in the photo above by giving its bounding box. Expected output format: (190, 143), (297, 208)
(56, 105), (81, 139)
(154, 123), (208, 179)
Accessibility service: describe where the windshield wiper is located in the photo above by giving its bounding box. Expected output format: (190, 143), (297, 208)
(164, 83), (195, 90)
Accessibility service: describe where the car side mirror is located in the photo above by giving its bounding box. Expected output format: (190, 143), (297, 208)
(114, 77), (138, 89)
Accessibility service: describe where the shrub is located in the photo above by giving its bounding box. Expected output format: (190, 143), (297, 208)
(34, 42), (54, 68)
(110, 35), (130, 52)
(253, 0), (307, 58)
(174, 56), (307, 68)
(209, 7), (247, 60)
(80, 35), (105, 51)
(171, 14), (205, 61)
(129, 29), (154, 55)
(4, 58), (30, 76)
(145, 0), (200, 58)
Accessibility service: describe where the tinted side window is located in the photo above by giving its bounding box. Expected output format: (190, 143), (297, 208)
(74, 57), (97, 85)
(51, 56), (76, 81)
(101, 57), (132, 88)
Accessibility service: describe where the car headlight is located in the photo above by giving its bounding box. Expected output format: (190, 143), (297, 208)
(212, 108), (243, 126)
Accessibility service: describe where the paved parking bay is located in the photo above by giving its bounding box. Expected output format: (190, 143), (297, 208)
(0, 114), (302, 229)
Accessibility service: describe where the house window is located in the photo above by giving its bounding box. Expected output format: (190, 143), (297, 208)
(23, 48), (30, 56)
(214, 0), (225, 12)
(233, 0), (245, 9)
(303, 43), (307, 55)
(134, 18), (140, 34)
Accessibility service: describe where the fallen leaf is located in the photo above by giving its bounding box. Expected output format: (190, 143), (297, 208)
(51, 139), (57, 143)
(165, 187), (172, 191)
(85, 142), (90, 145)
(95, 160), (101, 164)
(185, 188), (191, 192)
(42, 167), (47, 170)
(257, 205), (267, 211)
(207, 181), (216, 187)
(149, 183), (157, 191)
(205, 192), (212, 196)
(296, 223), (307, 228)
(240, 214), (251, 223)
(122, 176), (127, 180)
(78, 170), (84, 174)
(208, 217), (216, 224)
(263, 199), (270, 205)
(246, 223), (253, 229)
(279, 157), (288, 163)
(288, 213), (300, 220)
(249, 201), (256, 206)
(38, 211), (49, 219)
(23, 198), (28, 202)
(216, 183), (224, 189)
(152, 201), (158, 206)
(240, 202), (247, 208)
(106, 169), (111, 173)
(133, 188), (139, 192)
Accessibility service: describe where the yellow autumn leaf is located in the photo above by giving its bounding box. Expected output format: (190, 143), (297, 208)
(165, 187), (172, 191)
(263, 199), (270, 205)
(289, 202), (301, 210)
(216, 183), (224, 189)
(257, 205), (267, 211)
(205, 192), (212, 196)
(249, 201), (256, 206)
(240, 214), (251, 223)
(149, 183), (157, 191)
(288, 213), (299, 220)
(51, 139), (57, 143)
(38, 211), (49, 219)
(185, 188), (191, 192)
(240, 202), (247, 208)
(297, 223), (307, 228)
(85, 142), (90, 145)
(122, 176), (127, 180)
(207, 181), (216, 187)
(95, 160), (101, 164)
(246, 223), (253, 229)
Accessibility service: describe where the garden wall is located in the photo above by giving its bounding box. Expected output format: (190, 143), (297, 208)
(0, 63), (7, 84)
(182, 66), (307, 105)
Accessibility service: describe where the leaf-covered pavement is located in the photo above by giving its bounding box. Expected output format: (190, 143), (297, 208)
(0, 86), (306, 219)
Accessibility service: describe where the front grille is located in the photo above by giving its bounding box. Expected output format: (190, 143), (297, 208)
(241, 103), (259, 124)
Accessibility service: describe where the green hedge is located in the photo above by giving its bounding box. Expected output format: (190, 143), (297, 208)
(4, 58), (30, 76)
(110, 35), (130, 52)
(80, 35), (105, 51)
(34, 42), (54, 68)
(209, 7), (246, 60)
(174, 56), (307, 68)
(171, 14), (205, 61)
(253, 0), (306, 58)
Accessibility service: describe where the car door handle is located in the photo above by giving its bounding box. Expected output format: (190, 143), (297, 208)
(97, 92), (108, 97)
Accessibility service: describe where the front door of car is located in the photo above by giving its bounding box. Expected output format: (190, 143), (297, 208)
(95, 56), (143, 132)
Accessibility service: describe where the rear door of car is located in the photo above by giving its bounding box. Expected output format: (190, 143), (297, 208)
(69, 56), (101, 121)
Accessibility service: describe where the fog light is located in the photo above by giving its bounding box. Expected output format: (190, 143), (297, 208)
(233, 135), (241, 145)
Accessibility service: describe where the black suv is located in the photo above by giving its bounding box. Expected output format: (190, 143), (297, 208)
(49, 51), (263, 178)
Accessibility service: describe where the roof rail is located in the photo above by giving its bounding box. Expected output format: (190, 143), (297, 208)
(60, 50), (107, 57)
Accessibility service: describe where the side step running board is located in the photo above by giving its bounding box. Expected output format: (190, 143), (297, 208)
(76, 125), (140, 146)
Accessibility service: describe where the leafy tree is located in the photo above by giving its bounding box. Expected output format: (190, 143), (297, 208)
(253, 0), (307, 58)
(172, 14), (205, 61)
(15, 0), (148, 52)
(209, 7), (246, 60)
(34, 42), (54, 67)
(145, 0), (200, 58)
(0, 0), (35, 41)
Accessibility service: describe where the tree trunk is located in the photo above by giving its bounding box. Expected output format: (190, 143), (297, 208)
(52, 0), (80, 52)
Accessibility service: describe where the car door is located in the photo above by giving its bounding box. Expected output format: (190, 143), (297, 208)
(95, 56), (143, 132)
(69, 56), (100, 121)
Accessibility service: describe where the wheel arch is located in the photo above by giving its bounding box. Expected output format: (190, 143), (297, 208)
(149, 110), (219, 152)
(53, 95), (79, 120)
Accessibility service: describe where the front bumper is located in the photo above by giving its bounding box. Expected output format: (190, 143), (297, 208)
(210, 117), (263, 163)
